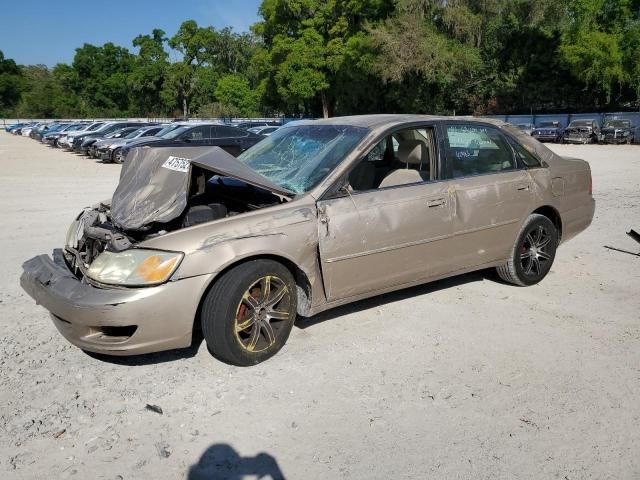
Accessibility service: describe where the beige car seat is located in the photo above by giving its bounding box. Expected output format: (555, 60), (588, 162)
(379, 140), (429, 188)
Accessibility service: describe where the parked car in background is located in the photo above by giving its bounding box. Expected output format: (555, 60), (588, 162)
(248, 125), (280, 136)
(32, 123), (70, 141)
(87, 126), (144, 157)
(5, 122), (26, 133)
(10, 122), (38, 135)
(601, 119), (635, 144)
(59, 122), (106, 149)
(21, 115), (595, 365)
(532, 121), (565, 143)
(111, 123), (189, 164)
(116, 123), (263, 164)
(71, 122), (143, 153)
(563, 119), (602, 144)
(43, 123), (90, 147)
(21, 123), (44, 137)
(516, 123), (534, 136)
(96, 125), (166, 162)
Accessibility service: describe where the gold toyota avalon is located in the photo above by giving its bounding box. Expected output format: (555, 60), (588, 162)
(21, 115), (595, 366)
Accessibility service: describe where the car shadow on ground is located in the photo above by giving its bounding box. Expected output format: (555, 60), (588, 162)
(296, 268), (496, 329)
(86, 269), (498, 366)
(187, 444), (285, 480)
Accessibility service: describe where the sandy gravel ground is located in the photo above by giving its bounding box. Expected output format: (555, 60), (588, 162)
(0, 132), (639, 480)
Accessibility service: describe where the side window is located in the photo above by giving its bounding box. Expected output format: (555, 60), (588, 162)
(216, 126), (246, 138)
(143, 128), (160, 137)
(444, 124), (515, 178)
(184, 126), (211, 140)
(347, 127), (434, 191)
(510, 140), (541, 167)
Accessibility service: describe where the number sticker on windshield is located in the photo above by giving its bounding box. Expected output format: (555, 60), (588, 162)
(162, 156), (191, 172)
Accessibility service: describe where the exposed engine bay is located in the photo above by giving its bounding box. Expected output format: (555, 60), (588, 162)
(63, 146), (291, 280)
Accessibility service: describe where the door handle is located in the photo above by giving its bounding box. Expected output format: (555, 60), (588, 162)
(427, 198), (446, 208)
(516, 184), (530, 191)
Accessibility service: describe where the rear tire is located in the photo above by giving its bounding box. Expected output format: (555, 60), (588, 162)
(201, 260), (297, 366)
(496, 214), (558, 286)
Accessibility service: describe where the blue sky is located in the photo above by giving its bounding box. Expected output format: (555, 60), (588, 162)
(0, 0), (262, 66)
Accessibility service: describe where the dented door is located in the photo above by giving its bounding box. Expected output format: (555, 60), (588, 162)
(317, 182), (453, 301)
(448, 170), (533, 268)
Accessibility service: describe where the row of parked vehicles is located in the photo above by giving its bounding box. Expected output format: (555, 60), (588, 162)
(515, 118), (636, 144)
(4, 119), (283, 163)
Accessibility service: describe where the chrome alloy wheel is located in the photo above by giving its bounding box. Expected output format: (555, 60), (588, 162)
(520, 225), (553, 277)
(234, 275), (291, 353)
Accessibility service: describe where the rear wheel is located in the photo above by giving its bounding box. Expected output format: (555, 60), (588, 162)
(201, 260), (297, 366)
(497, 214), (558, 286)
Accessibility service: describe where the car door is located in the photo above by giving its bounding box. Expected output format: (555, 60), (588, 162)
(441, 122), (534, 270)
(316, 126), (454, 301)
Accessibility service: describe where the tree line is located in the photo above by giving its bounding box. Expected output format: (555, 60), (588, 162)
(1, 0), (639, 119)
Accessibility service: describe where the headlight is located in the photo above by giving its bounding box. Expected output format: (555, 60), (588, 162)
(86, 249), (183, 286)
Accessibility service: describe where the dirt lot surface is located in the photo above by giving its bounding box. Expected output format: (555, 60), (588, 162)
(0, 132), (639, 480)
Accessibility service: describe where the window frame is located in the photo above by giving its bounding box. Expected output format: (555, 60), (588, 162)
(437, 120), (540, 180)
(322, 122), (443, 200)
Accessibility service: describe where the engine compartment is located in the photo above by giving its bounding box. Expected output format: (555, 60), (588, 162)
(63, 175), (284, 280)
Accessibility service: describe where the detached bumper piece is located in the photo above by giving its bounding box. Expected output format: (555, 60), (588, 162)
(20, 250), (210, 355)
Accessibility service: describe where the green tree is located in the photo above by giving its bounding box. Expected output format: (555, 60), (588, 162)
(255, 0), (394, 117)
(0, 51), (24, 116)
(72, 42), (134, 115)
(130, 29), (169, 115)
(214, 73), (259, 116)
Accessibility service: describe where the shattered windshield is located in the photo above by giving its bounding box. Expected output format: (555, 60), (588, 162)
(237, 125), (367, 194)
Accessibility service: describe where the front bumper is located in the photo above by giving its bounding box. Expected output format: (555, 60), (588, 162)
(98, 148), (112, 161)
(532, 134), (558, 142)
(20, 251), (213, 355)
(564, 136), (590, 144)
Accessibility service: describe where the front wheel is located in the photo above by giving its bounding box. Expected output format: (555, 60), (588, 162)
(201, 260), (297, 366)
(113, 149), (124, 164)
(496, 214), (558, 286)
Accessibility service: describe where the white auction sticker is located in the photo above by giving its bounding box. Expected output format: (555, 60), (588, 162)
(162, 156), (191, 172)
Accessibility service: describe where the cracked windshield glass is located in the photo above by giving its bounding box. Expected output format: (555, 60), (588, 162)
(238, 125), (367, 194)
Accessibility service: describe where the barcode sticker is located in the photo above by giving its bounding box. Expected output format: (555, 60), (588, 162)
(162, 156), (191, 172)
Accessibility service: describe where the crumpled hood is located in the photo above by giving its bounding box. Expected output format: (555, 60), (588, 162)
(111, 146), (294, 231)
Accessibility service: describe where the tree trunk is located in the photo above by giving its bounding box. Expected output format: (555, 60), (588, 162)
(183, 96), (188, 119)
(320, 90), (329, 118)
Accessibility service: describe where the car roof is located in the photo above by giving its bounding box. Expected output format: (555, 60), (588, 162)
(288, 114), (508, 130)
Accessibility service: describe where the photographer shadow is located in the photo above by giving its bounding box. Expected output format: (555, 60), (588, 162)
(187, 444), (285, 480)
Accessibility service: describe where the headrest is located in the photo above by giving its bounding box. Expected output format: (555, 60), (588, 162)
(398, 140), (427, 165)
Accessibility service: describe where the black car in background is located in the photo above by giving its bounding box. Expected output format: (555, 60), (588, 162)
(601, 119), (635, 144)
(118, 123), (264, 162)
(532, 121), (565, 143)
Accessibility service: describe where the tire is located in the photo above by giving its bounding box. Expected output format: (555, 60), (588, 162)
(496, 214), (558, 287)
(113, 149), (124, 164)
(201, 259), (297, 366)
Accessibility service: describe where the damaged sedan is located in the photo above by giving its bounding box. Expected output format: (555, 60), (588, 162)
(21, 116), (595, 366)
